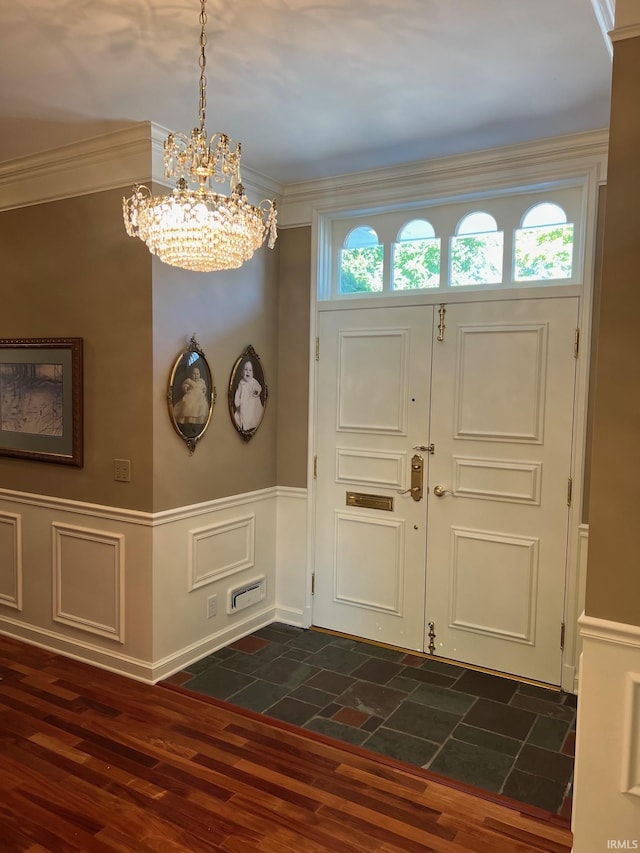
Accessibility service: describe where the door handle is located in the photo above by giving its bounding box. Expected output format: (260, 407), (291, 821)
(433, 484), (453, 497)
(398, 454), (423, 501)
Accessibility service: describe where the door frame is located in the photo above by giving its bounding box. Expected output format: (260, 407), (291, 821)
(302, 156), (605, 694)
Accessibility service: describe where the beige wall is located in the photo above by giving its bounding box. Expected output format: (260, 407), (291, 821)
(585, 36), (640, 627)
(276, 226), (311, 488)
(150, 242), (280, 511)
(0, 188), (154, 510)
(0, 184), (283, 514)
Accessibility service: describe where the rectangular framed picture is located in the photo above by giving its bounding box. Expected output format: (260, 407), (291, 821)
(0, 338), (83, 466)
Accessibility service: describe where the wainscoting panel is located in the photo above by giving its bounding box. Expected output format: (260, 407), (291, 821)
(189, 514), (255, 591)
(572, 615), (640, 849)
(0, 486), (304, 682)
(52, 522), (125, 642)
(0, 511), (22, 610)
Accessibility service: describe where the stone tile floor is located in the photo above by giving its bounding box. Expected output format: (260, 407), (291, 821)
(164, 622), (576, 818)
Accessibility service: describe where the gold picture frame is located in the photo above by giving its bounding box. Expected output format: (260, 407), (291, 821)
(167, 335), (216, 454)
(228, 345), (267, 442)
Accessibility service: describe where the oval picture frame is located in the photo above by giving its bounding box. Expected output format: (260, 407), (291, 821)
(228, 345), (268, 442)
(167, 335), (216, 453)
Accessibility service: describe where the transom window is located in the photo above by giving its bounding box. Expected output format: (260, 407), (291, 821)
(327, 188), (581, 300)
(392, 219), (441, 290)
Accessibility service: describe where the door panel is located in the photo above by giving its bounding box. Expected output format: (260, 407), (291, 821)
(313, 297), (577, 685)
(425, 298), (578, 684)
(313, 306), (434, 651)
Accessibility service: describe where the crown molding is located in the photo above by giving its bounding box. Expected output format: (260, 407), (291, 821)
(0, 124), (152, 212)
(0, 122), (283, 213)
(279, 129), (609, 228)
(611, 22), (640, 41)
(0, 123), (607, 223)
(591, 0), (615, 56)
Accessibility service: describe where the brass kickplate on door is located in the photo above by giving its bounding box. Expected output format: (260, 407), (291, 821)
(346, 491), (394, 512)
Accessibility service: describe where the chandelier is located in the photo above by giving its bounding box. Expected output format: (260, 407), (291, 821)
(122, 0), (277, 273)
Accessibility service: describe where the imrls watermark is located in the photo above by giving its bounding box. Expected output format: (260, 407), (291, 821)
(607, 842), (639, 850)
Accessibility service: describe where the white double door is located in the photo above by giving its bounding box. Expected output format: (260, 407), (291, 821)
(313, 297), (578, 684)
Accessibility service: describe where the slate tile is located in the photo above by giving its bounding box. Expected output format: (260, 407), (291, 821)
(253, 658), (320, 690)
(287, 630), (335, 653)
(305, 670), (356, 695)
(510, 692), (575, 721)
(307, 645), (370, 674)
(183, 667), (254, 700)
(229, 635), (270, 654)
(364, 727), (439, 766)
(420, 658), (466, 678)
(514, 744), (574, 785)
(304, 717), (368, 746)
(463, 698), (535, 740)
(453, 670), (518, 704)
(267, 697), (318, 726)
(428, 739), (514, 792)
(527, 716), (571, 751)
(336, 681), (407, 718)
(410, 682), (476, 715)
(350, 658), (404, 685)
(385, 700), (460, 743)
(288, 684), (335, 708)
(227, 680), (289, 713)
(400, 667), (457, 688)
(502, 769), (567, 813)
(453, 723), (521, 757)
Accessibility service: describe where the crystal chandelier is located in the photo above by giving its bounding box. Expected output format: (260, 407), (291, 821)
(122, 0), (277, 273)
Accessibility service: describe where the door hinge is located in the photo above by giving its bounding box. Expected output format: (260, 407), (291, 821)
(313, 455), (318, 479)
(315, 336), (319, 361)
(567, 477), (573, 507)
(560, 621), (566, 650)
(574, 328), (580, 358)
(311, 573), (315, 595)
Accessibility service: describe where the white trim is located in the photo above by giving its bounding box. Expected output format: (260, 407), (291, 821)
(572, 614), (640, 849)
(280, 130), (608, 228)
(610, 22), (640, 41)
(579, 613), (640, 647)
(622, 672), (640, 797)
(591, 0), (615, 56)
(0, 122), (283, 214)
(0, 485), (281, 526)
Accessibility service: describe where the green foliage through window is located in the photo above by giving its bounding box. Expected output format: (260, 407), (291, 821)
(392, 239), (440, 289)
(450, 234), (503, 286)
(340, 246), (384, 293)
(514, 224), (574, 281)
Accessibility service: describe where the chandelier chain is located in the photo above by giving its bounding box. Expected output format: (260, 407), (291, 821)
(198, 0), (207, 131)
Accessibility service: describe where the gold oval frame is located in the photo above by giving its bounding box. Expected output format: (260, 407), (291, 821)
(228, 345), (268, 442)
(167, 335), (216, 454)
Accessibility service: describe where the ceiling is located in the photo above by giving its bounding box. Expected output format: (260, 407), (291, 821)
(0, 0), (612, 185)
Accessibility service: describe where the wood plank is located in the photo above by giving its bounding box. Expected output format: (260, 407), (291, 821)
(0, 634), (572, 853)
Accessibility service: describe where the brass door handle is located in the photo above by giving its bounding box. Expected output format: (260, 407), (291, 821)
(398, 454), (424, 501)
(433, 484), (452, 497)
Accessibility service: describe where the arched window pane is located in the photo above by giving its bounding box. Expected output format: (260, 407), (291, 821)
(398, 219), (436, 241)
(393, 219), (440, 290)
(457, 212), (498, 235)
(522, 203), (567, 228)
(340, 226), (383, 293)
(451, 212), (503, 286)
(514, 222), (574, 281)
(345, 225), (379, 249)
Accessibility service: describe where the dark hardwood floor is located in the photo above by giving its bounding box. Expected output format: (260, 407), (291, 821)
(0, 635), (572, 852)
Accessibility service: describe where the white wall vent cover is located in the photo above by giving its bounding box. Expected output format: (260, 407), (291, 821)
(227, 577), (266, 613)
